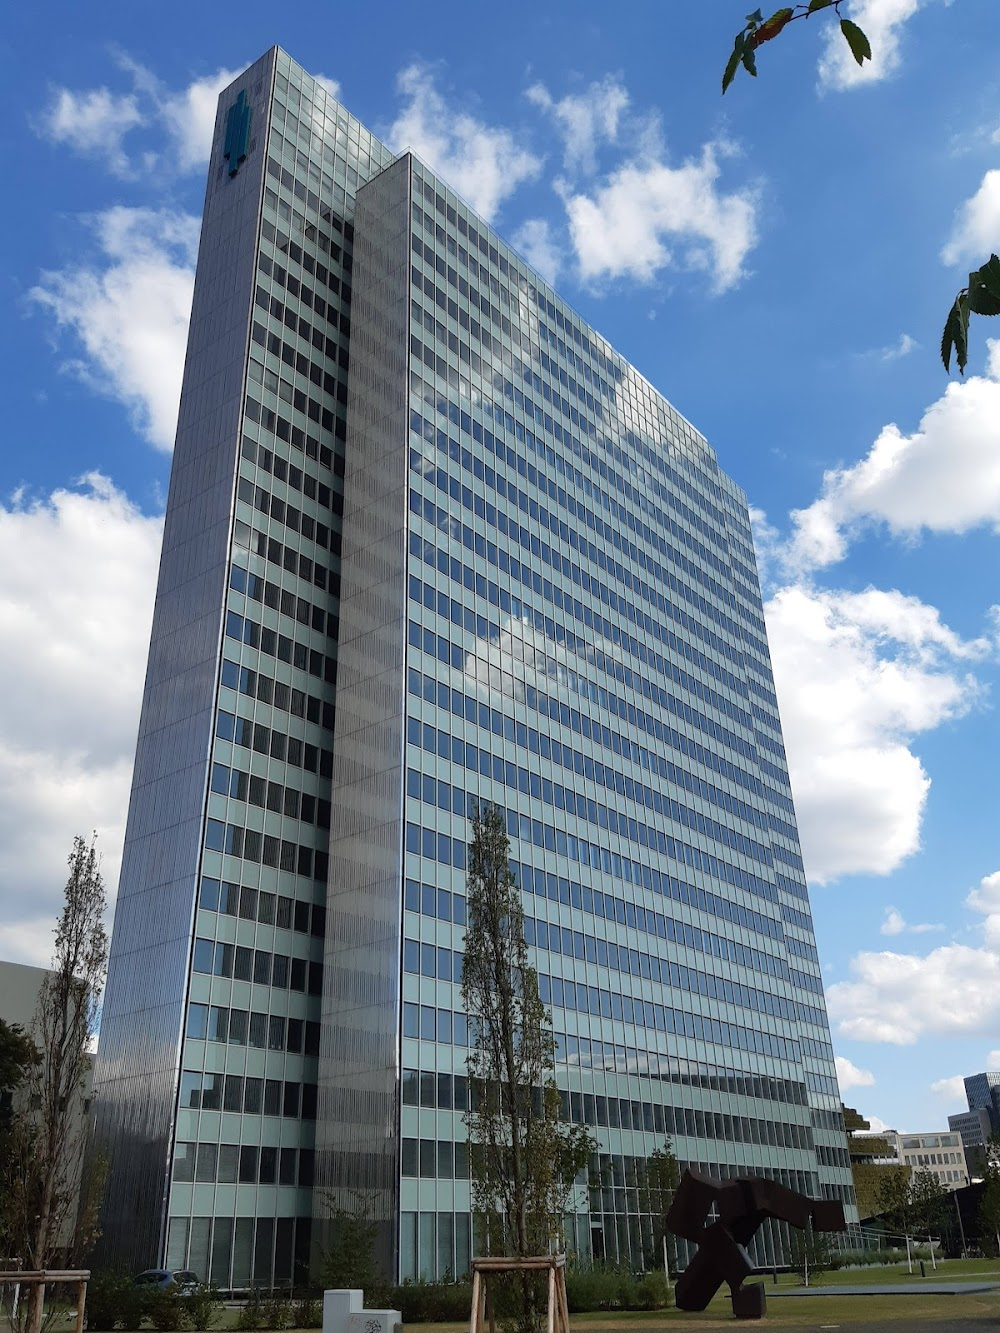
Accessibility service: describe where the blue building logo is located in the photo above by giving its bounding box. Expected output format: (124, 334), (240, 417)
(223, 89), (251, 176)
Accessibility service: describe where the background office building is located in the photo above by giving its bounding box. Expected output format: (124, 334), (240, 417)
(92, 47), (855, 1289)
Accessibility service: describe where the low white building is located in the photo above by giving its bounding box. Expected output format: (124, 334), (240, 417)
(884, 1130), (970, 1190)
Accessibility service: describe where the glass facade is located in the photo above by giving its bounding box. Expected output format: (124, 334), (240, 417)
(93, 46), (854, 1289)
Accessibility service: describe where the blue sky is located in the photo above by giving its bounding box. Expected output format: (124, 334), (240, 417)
(3, 0), (1000, 1136)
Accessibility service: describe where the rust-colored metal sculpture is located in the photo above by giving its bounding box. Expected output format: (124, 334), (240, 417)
(665, 1169), (846, 1319)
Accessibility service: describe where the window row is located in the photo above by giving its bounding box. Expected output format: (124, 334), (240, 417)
(256, 280), (345, 355)
(239, 514), (340, 605)
(229, 564), (337, 642)
(236, 461), (337, 523)
(409, 401), (768, 659)
(205, 817), (330, 883)
(402, 1137), (470, 1179)
(173, 1139), (314, 1186)
(409, 600), (769, 854)
(409, 269), (734, 560)
(242, 371), (337, 464)
(402, 944), (799, 1063)
(215, 707), (333, 775)
(403, 1054), (809, 1113)
(186, 1001), (320, 1055)
(404, 871), (799, 999)
(192, 937), (323, 994)
(414, 366), (755, 616)
(245, 386), (344, 459)
(781, 903), (814, 932)
(404, 913), (822, 1029)
(409, 482), (752, 711)
(410, 193), (616, 393)
(265, 165), (351, 269)
(406, 658), (779, 856)
(211, 762), (331, 829)
(179, 1069), (317, 1119)
(406, 741), (772, 876)
(408, 530), (755, 760)
(406, 663), (799, 844)
(237, 444), (339, 555)
(221, 609), (336, 685)
(404, 715), (781, 909)
(259, 241), (344, 307)
(401, 1108), (811, 1167)
(199, 877), (324, 936)
(258, 251), (344, 330)
(220, 658), (334, 733)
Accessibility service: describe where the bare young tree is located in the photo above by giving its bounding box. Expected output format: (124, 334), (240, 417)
(461, 805), (594, 1327)
(5, 835), (108, 1333)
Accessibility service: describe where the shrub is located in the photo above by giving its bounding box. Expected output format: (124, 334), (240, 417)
(86, 1272), (135, 1331)
(631, 1271), (669, 1310)
(260, 1297), (289, 1331)
(390, 1279), (472, 1323)
(291, 1299), (323, 1329)
(235, 1290), (265, 1331)
(184, 1284), (224, 1331)
(147, 1290), (186, 1332)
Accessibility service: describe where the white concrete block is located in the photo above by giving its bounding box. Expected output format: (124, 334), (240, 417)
(322, 1288), (402, 1333)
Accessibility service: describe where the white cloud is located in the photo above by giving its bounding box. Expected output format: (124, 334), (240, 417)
(965, 870), (1000, 948)
(526, 77), (629, 175)
(930, 1075), (968, 1102)
(818, 0), (923, 92)
(836, 1055), (876, 1091)
(0, 476), (161, 968)
(559, 144), (759, 292)
(387, 65), (541, 221)
(37, 58), (248, 177)
(941, 169), (1000, 267)
(764, 584), (984, 884)
(159, 66), (243, 172)
(865, 1114), (891, 1132)
(36, 86), (145, 175)
(873, 332), (917, 363)
(988, 1050), (1000, 1069)
(784, 350), (1000, 571)
(828, 875), (1000, 1046)
(313, 75), (341, 102)
(828, 944), (1000, 1044)
(881, 906), (944, 935)
(881, 907), (906, 936)
(30, 207), (198, 451)
(512, 218), (562, 287)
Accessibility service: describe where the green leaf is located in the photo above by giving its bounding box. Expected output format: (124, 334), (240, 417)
(723, 46), (743, 93)
(941, 292), (969, 375)
(967, 267), (1000, 317)
(746, 8), (763, 22)
(742, 44), (758, 76)
(840, 17), (872, 65)
(808, 0), (836, 11)
(977, 253), (1000, 301)
(767, 6), (794, 23)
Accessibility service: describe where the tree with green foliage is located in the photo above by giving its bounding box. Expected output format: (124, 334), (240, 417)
(318, 1194), (389, 1307)
(907, 1168), (949, 1239)
(636, 1140), (680, 1271)
(977, 1136), (1000, 1256)
(461, 805), (595, 1327)
(874, 1167), (914, 1235)
(723, 4), (996, 375)
(0, 1018), (37, 1124)
(2, 835), (109, 1333)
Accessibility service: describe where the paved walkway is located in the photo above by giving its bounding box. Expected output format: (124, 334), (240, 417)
(771, 1280), (1000, 1296)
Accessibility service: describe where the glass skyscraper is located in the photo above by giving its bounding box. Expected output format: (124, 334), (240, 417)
(92, 46), (855, 1289)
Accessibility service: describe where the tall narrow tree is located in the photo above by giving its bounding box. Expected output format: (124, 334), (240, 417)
(8, 835), (109, 1333)
(461, 804), (594, 1283)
